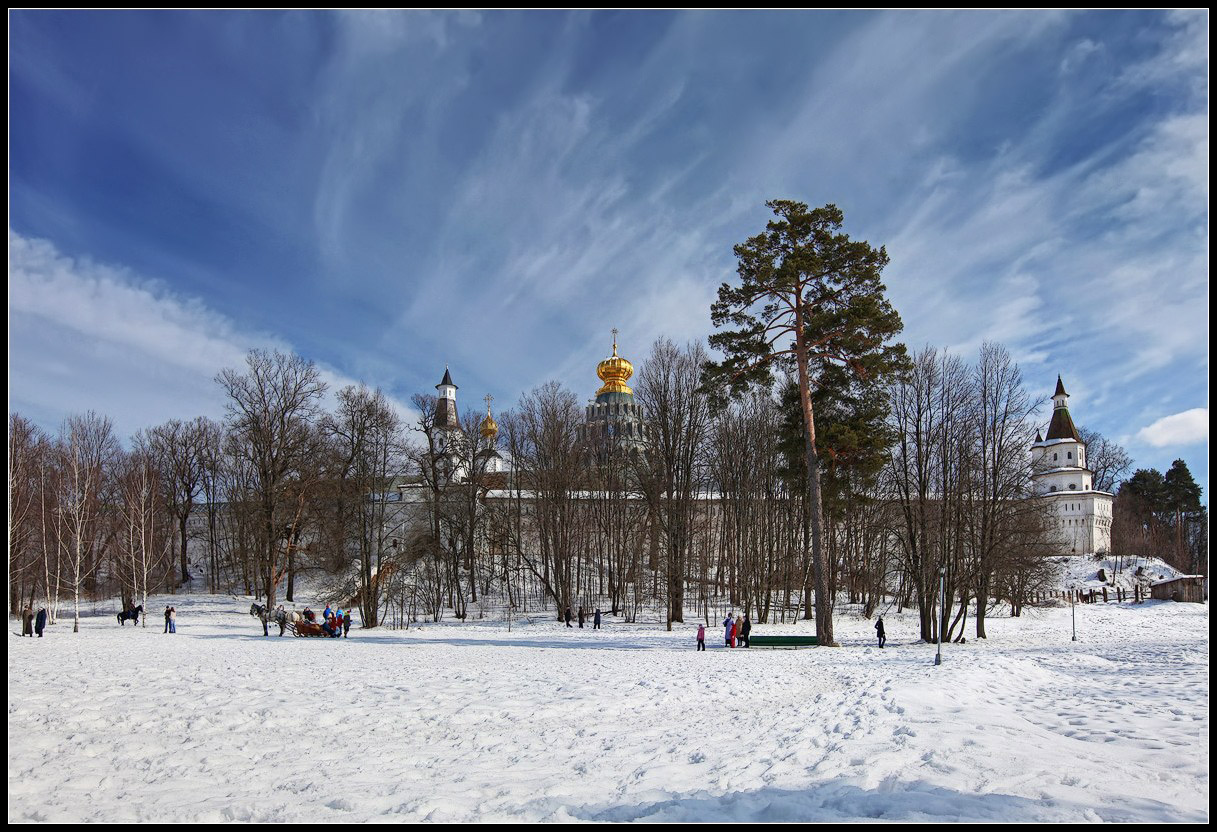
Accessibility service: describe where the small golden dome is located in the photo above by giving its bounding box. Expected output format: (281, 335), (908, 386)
(596, 332), (633, 396)
(480, 407), (498, 440)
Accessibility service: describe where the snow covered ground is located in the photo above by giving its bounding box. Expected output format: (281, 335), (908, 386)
(8, 594), (1208, 822)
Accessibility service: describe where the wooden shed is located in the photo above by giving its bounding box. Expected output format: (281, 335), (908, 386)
(1150, 576), (1207, 603)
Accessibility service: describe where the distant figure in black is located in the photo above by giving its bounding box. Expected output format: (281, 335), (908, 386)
(593, 609), (602, 630)
(740, 614), (751, 648)
(164, 606), (172, 633)
(35, 608), (47, 637)
(343, 609), (353, 637)
(578, 607), (585, 628)
(875, 615), (886, 648)
(565, 607), (573, 628)
(22, 606), (34, 636)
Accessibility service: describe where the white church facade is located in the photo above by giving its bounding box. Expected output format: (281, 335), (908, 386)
(1030, 376), (1113, 555)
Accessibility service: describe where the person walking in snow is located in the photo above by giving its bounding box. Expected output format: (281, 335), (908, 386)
(22, 606), (34, 636)
(565, 607), (573, 628)
(723, 613), (735, 648)
(168, 607), (177, 633)
(164, 606), (171, 634)
(696, 623), (706, 651)
(35, 608), (47, 637)
(593, 609), (602, 630)
(875, 615), (886, 649)
(740, 614), (751, 648)
(343, 609), (353, 638)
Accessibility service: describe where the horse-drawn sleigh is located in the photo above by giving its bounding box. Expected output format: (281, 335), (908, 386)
(249, 602), (339, 637)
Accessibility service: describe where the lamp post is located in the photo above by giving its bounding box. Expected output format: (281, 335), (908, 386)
(935, 565), (945, 666)
(1071, 584), (1077, 642)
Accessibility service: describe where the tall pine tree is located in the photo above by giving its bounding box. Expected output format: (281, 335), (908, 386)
(703, 200), (907, 646)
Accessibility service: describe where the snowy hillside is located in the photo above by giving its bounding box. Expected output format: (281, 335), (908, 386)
(8, 593), (1208, 822)
(1055, 553), (1191, 592)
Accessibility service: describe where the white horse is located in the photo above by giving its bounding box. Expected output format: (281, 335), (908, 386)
(272, 606), (303, 636)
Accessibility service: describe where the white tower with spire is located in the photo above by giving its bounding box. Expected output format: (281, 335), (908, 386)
(1030, 376), (1113, 555)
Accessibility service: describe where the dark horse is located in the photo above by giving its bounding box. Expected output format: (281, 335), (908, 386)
(250, 602), (271, 636)
(117, 605), (143, 626)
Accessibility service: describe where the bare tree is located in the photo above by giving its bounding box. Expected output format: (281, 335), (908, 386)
(513, 382), (586, 620)
(147, 417), (209, 586)
(56, 412), (121, 632)
(216, 349), (326, 610)
(634, 338), (712, 627)
(321, 384), (406, 628)
(8, 414), (46, 617)
(966, 343), (1047, 639)
(117, 436), (173, 625)
(1077, 426), (1133, 494)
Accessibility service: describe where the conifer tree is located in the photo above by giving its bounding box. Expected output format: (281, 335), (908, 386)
(703, 200), (907, 646)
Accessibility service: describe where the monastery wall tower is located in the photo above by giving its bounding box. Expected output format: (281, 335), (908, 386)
(1030, 376), (1113, 555)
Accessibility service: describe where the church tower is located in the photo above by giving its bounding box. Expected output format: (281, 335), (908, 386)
(581, 329), (646, 452)
(480, 394), (505, 475)
(435, 366), (459, 430)
(1030, 376), (1113, 554)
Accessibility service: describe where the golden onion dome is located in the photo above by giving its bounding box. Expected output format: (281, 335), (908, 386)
(480, 405), (498, 440)
(596, 332), (633, 396)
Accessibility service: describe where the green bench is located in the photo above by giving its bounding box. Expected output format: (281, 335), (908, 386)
(745, 635), (819, 648)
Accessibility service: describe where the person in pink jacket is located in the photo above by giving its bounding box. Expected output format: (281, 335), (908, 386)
(696, 623), (706, 651)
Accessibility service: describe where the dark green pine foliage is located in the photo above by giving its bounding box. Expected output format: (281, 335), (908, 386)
(1163, 459), (1203, 515)
(1163, 459), (1204, 572)
(1121, 469), (1167, 519)
(703, 200), (908, 646)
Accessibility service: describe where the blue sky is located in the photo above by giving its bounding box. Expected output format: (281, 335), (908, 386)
(9, 10), (1209, 497)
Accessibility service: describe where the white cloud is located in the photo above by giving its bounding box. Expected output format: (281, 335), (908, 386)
(1136, 409), (1209, 448)
(9, 230), (417, 441)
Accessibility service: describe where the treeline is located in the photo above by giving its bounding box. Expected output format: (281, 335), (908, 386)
(8, 350), (407, 630)
(1112, 461), (1206, 576)
(9, 339), (1195, 640)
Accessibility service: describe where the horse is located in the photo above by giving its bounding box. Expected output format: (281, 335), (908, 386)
(271, 606), (302, 637)
(250, 602), (272, 636)
(117, 605), (143, 626)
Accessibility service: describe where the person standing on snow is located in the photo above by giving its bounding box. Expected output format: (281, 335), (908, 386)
(565, 607), (573, 628)
(578, 606), (585, 628)
(696, 623), (706, 651)
(343, 609), (353, 638)
(723, 613), (734, 648)
(35, 608), (47, 637)
(164, 606), (171, 634)
(593, 609), (602, 630)
(875, 616), (886, 648)
(168, 607), (177, 633)
(22, 606), (34, 636)
(740, 614), (751, 648)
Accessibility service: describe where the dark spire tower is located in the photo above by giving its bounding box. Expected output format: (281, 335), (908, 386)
(435, 366), (459, 429)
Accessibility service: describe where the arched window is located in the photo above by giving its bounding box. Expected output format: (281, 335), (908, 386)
(1053, 453), (1058, 461)
(1068, 451), (1072, 460)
